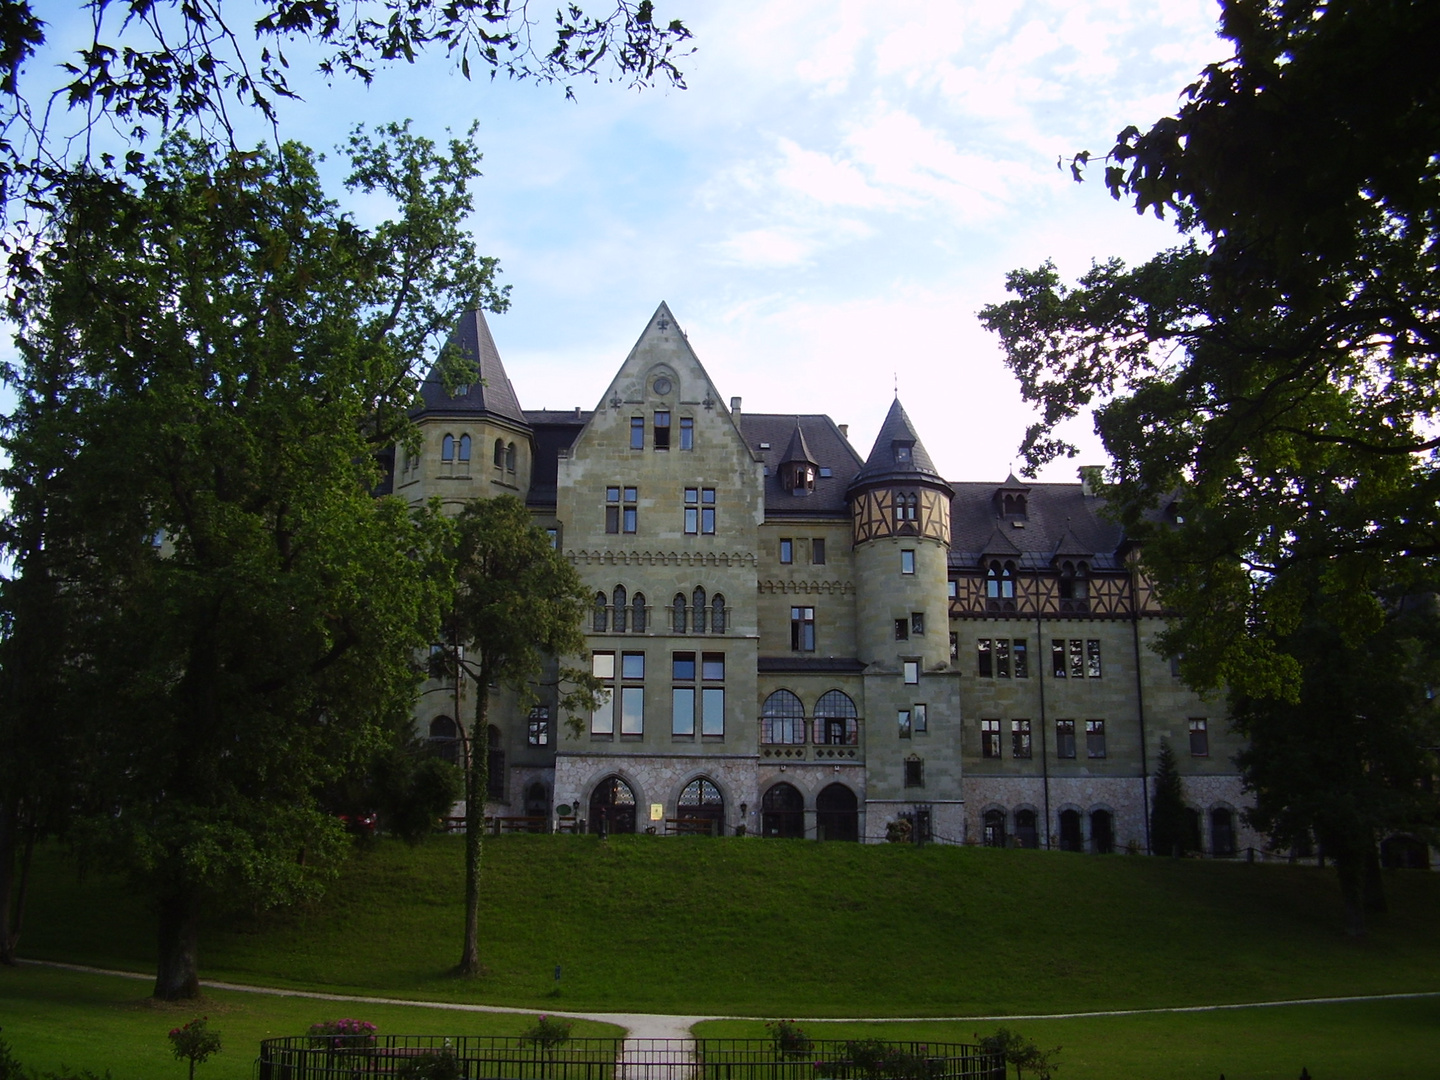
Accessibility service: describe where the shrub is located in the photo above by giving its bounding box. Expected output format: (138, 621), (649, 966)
(520, 1015), (572, 1050)
(308, 1019), (377, 1050)
(976, 1028), (1061, 1080)
(765, 1020), (812, 1057)
(167, 1018), (221, 1080)
(396, 1048), (463, 1080)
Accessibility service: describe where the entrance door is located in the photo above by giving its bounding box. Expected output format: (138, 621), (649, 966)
(761, 782), (805, 838)
(588, 776), (637, 835)
(815, 783), (858, 842)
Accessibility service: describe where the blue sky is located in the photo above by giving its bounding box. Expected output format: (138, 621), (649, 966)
(7, 0), (1230, 483)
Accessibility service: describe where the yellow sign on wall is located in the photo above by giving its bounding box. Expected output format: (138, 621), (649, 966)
(650, 803), (664, 821)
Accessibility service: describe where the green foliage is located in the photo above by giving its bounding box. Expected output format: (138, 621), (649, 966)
(765, 1020), (812, 1057)
(167, 1018), (221, 1080)
(831, 1039), (942, 1080)
(976, 1028), (1060, 1080)
(367, 746), (465, 846)
(395, 1049), (463, 1080)
(1149, 743), (1197, 859)
(519, 1015), (573, 1050)
(1, 121), (493, 997)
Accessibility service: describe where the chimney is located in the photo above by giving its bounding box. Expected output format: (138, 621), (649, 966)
(838, 424), (849, 439)
(730, 396), (742, 419)
(1078, 465), (1103, 497)
(573, 406), (581, 419)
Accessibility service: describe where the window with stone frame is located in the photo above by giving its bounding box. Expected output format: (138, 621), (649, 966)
(1055, 718), (1076, 759)
(1189, 717), (1209, 757)
(904, 756), (924, 788)
(980, 719), (1001, 758)
(527, 707), (550, 746)
(1012, 719), (1032, 759)
(605, 486), (638, 534)
(671, 652), (696, 737)
(630, 415), (645, 449)
(653, 410), (671, 450)
(1086, 718), (1106, 758)
(791, 606), (816, 652)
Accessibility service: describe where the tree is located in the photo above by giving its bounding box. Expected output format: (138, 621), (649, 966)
(0, 122), (489, 997)
(0, 1), (691, 259)
(980, 0), (1440, 917)
(443, 495), (598, 976)
(1149, 742), (1197, 859)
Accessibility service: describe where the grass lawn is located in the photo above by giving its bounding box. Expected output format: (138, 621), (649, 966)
(0, 965), (623, 1080)
(8, 834), (1440, 1075)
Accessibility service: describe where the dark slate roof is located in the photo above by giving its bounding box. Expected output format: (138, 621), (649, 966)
(848, 397), (951, 494)
(758, 656), (868, 674)
(779, 420), (817, 466)
(948, 481), (1127, 571)
(414, 310), (528, 426)
(741, 414), (865, 517)
(525, 410), (590, 509)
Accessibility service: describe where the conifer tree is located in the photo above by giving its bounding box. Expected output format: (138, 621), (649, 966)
(1150, 743), (1191, 858)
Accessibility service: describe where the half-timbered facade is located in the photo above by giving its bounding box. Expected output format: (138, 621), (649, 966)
(389, 303), (1255, 853)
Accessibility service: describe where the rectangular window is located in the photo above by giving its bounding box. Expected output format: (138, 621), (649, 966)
(591, 652), (615, 735)
(898, 709), (912, 738)
(948, 579), (957, 599)
(592, 651), (615, 680)
(702, 652), (725, 681)
(950, 632), (959, 662)
(978, 638), (993, 677)
(903, 659), (920, 685)
(1012, 719), (1032, 759)
(812, 538), (826, 565)
(1056, 719), (1076, 759)
(1069, 639), (1085, 679)
(913, 703), (927, 733)
(791, 607), (816, 652)
(911, 612), (925, 636)
(621, 651), (645, 680)
(621, 686), (645, 735)
(904, 758), (924, 788)
(654, 410), (671, 450)
(701, 487), (716, 534)
(901, 549), (916, 574)
(679, 416), (694, 450)
(527, 706), (550, 746)
(623, 487), (638, 533)
(981, 719), (1001, 759)
(1087, 639), (1103, 678)
(996, 638), (1010, 677)
(630, 416), (645, 449)
(701, 687), (725, 736)
(894, 618), (909, 641)
(1189, 717), (1209, 757)
(780, 538), (793, 564)
(672, 687), (695, 736)
(546, 527), (559, 549)
(1013, 639), (1028, 678)
(1086, 719), (1106, 758)
(1052, 639), (1066, 678)
(605, 486), (620, 533)
(684, 487), (699, 534)
(673, 651), (695, 680)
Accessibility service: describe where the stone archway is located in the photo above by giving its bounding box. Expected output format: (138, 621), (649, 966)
(815, 783), (858, 842)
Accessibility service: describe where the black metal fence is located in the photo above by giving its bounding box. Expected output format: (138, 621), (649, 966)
(254, 1037), (1003, 1080)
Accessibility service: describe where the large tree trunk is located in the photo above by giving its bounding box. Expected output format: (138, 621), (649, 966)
(1334, 850), (1367, 938)
(154, 885), (204, 1000)
(0, 798), (17, 965)
(457, 683), (489, 976)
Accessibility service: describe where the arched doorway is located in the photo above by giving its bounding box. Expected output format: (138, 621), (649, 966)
(1058, 809), (1082, 851)
(1014, 808), (1039, 849)
(1210, 807), (1236, 857)
(588, 776), (637, 835)
(1090, 809), (1114, 854)
(428, 715), (460, 766)
(678, 777), (724, 835)
(761, 782), (805, 838)
(524, 781), (550, 821)
(982, 809), (1007, 847)
(815, 783), (858, 842)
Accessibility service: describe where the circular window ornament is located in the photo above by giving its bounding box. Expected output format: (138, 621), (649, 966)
(652, 376), (672, 396)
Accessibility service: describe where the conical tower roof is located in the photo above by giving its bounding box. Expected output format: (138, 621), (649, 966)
(414, 309), (528, 426)
(779, 418), (818, 468)
(847, 397), (951, 495)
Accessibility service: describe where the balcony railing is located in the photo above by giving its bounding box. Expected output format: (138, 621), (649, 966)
(758, 718), (863, 761)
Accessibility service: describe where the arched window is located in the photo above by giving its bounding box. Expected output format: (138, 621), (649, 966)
(1091, 809), (1114, 854)
(1211, 807), (1236, 857)
(632, 592), (647, 634)
(612, 585), (628, 633)
(983, 809), (1007, 847)
(762, 783), (804, 838)
(711, 593), (726, 634)
(505, 442), (516, 472)
(1058, 809), (1082, 852)
(457, 434), (472, 462)
(815, 783), (858, 842)
(894, 491), (918, 527)
(672, 593), (687, 633)
(1059, 561), (1090, 609)
(593, 591), (609, 633)
(428, 715), (460, 765)
(677, 777), (724, 836)
(1000, 561), (1016, 598)
(494, 438), (505, 466)
(692, 586), (707, 633)
(589, 776), (637, 835)
(761, 689), (805, 745)
(441, 434), (455, 462)
(814, 689), (858, 746)
(986, 560), (1017, 611)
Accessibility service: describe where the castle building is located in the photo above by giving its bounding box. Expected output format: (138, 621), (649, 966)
(390, 303), (1254, 852)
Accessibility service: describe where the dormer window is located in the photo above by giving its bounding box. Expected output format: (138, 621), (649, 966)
(894, 441), (914, 463)
(1001, 492), (1027, 518)
(787, 463), (816, 495)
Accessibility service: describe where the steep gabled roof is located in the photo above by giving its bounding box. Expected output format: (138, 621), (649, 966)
(847, 397), (949, 494)
(414, 309), (528, 426)
(779, 420), (818, 467)
(742, 414), (864, 517)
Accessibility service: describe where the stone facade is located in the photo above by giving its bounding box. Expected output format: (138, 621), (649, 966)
(388, 303), (1265, 857)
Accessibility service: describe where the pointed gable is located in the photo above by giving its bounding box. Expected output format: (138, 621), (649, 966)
(415, 309), (528, 426)
(848, 397), (946, 491)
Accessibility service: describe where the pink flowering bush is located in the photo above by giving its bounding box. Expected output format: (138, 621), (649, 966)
(167, 1017), (221, 1080)
(308, 1019), (378, 1050)
(520, 1014), (573, 1050)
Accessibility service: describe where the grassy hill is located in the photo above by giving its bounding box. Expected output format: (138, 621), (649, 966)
(17, 834), (1440, 1015)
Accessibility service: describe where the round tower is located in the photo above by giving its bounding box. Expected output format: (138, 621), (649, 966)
(846, 398), (954, 670)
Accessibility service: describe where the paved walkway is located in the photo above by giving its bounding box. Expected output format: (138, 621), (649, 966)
(22, 959), (1440, 1038)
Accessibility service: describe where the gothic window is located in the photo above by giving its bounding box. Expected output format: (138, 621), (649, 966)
(505, 442), (516, 472)
(441, 434), (455, 462)
(761, 782), (805, 838)
(494, 438), (505, 466)
(632, 592), (647, 634)
(593, 592), (608, 633)
(985, 561), (1017, 610)
(894, 491), (918, 527)
(672, 593), (687, 634)
(761, 690), (805, 745)
(815, 689), (858, 745)
(428, 715), (460, 765)
(457, 434), (472, 462)
(692, 586), (707, 633)
(588, 776), (636, 835)
(678, 778), (724, 834)
(983, 809), (1006, 847)
(711, 594), (726, 634)
(612, 585), (628, 633)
